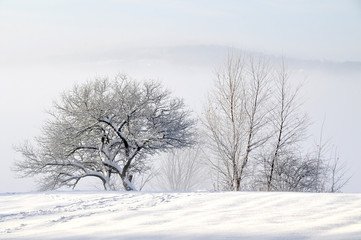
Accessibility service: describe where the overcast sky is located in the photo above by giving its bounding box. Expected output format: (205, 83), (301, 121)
(1, 0), (360, 192)
(1, 0), (361, 62)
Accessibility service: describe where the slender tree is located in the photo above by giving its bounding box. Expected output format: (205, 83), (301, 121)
(203, 53), (350, 193)
(265, 61), (308, 191)
(310, 128), (350, 193)
(202, 53), (270, 191)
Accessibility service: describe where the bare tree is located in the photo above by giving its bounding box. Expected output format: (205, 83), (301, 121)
(240, 55), (272, 188)
(310, 129), (351, 193)
(154, 147), (206, 191)
(202, 53), (270, 191)
(14, 75), (195, 191)
(265, 61), (309, 191)
(261, 151), (317, 192)
(328, 150), (350, 192)
(202, 53), (350, 193)
(261, 63), (350, 193)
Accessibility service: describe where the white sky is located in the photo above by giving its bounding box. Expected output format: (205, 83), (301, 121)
(1, 0), (361, 62)
(1, 0), (361, 192)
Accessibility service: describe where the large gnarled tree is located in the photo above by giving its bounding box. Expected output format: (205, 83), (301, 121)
(14, 75), (195, 191)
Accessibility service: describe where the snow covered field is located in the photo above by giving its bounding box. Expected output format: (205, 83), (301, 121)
(1, 191), (361, 240)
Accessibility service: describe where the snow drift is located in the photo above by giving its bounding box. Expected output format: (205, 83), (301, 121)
(1, 191), (361, 239)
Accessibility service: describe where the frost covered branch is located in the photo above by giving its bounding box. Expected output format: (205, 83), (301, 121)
(14, 75), (195, 191)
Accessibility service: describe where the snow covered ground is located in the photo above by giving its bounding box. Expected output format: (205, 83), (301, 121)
(1, 191), (361, 240)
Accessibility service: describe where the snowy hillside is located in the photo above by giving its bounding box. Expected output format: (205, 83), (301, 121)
(1, 191), (361, 240)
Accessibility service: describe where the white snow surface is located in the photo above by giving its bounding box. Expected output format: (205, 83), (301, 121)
(1, 191), (361, 240)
